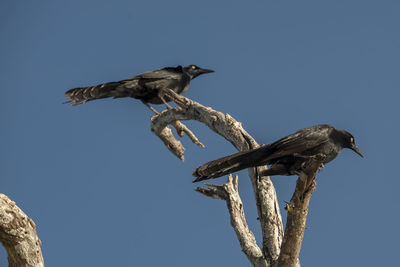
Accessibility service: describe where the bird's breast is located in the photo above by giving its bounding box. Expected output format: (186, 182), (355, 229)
(321, 142), (342, 164)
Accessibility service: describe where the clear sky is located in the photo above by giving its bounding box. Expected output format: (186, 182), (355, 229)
(1, 1), (399, 266)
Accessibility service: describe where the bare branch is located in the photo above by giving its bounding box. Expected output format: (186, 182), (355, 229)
(154, 125), (185, 161)
(149, 104), (204, 161)
(195, 184), (227, 200)
(276, 157), (323, 267)
(170, 121), (204, 148)
(196, 176), (268, 267)
(151, 90), (284, 264)
(249, 168), (284, 262)
(0, 194), (44, 267)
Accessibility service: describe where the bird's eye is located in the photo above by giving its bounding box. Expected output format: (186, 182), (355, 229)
(191, 65), (196, 69)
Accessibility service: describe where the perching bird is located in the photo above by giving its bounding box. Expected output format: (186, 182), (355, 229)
(65, 65), (214, 112)
(193, 124), (363, 182)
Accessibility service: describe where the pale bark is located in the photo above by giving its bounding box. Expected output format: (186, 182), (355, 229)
(151, 89), (284, 266)
(276, 157), (321, 267)
(0, 89), (320, 267)
(196, 175), (268, 267)
(151, 89), (322, 267)
(0, 194), (44, 267)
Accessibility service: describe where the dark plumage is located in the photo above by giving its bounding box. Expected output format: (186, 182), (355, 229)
(193, 124), (363, 182)
(65, 65), (213, 110)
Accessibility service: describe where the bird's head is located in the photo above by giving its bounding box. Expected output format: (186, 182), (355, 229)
(338, 130), (364, 158)
(183, 65), (214, 79)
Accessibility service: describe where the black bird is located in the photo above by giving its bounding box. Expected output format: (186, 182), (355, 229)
(193, 124), (363, 182)
(65, 65), (214, 112)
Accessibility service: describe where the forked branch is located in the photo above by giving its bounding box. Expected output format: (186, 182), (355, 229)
(151, 90), (322, 267)
(0, 90), (321, 267)
(196, 175), (268, 267)
(151, 89), (283, 265)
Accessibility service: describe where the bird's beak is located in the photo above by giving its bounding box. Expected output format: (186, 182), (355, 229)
(198, 68), (214, 74)
(351, 144), (364, 158)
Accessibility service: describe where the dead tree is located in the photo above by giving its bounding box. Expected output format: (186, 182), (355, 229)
(151, 89), (323, 267)
(0, 90), (320, 267)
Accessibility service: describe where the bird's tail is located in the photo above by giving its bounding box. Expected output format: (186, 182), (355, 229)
(65, 81), (124, 106)
(192, 145), (271, 182)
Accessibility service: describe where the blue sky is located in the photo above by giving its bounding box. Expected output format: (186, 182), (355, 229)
(1, 1), (399, 266)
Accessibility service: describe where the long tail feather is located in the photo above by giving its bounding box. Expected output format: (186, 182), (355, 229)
(65, 82), (125, 106)
(192, 145), (271, 182)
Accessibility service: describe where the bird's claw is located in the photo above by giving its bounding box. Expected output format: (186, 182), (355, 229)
(318, 163), (325, 172)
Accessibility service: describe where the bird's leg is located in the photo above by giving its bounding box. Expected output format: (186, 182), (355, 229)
(296, 153), (325, 196)
(314, 153), (326, 172)
(318, 163), (325, 172)
(161, 96), (173, 109)
(145, 95), (182, 135)
(142, 100), (160, 120)
(299, 153), (326, 173)
(158, 90), (173, 110)
(142, 100), (159, 115)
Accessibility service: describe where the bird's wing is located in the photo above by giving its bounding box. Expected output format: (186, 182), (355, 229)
(193, 125), (335, 182)
(133, 66), (183, 81)
(116, 66), (183, 97)
(264, 124), (334, 160)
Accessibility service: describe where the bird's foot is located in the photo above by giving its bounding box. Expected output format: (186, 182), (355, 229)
(318, 163), (325, 172)
(314, 153), (327, 162)
(150, 114), (158, 121)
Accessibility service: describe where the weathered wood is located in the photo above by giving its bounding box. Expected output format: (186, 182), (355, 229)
(196, 176), (268, 267)
(275, 157), (322, 267)
(151, 90), (284, 266)
(1, 89), (327, 267)
(0, 194), (44, 267)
